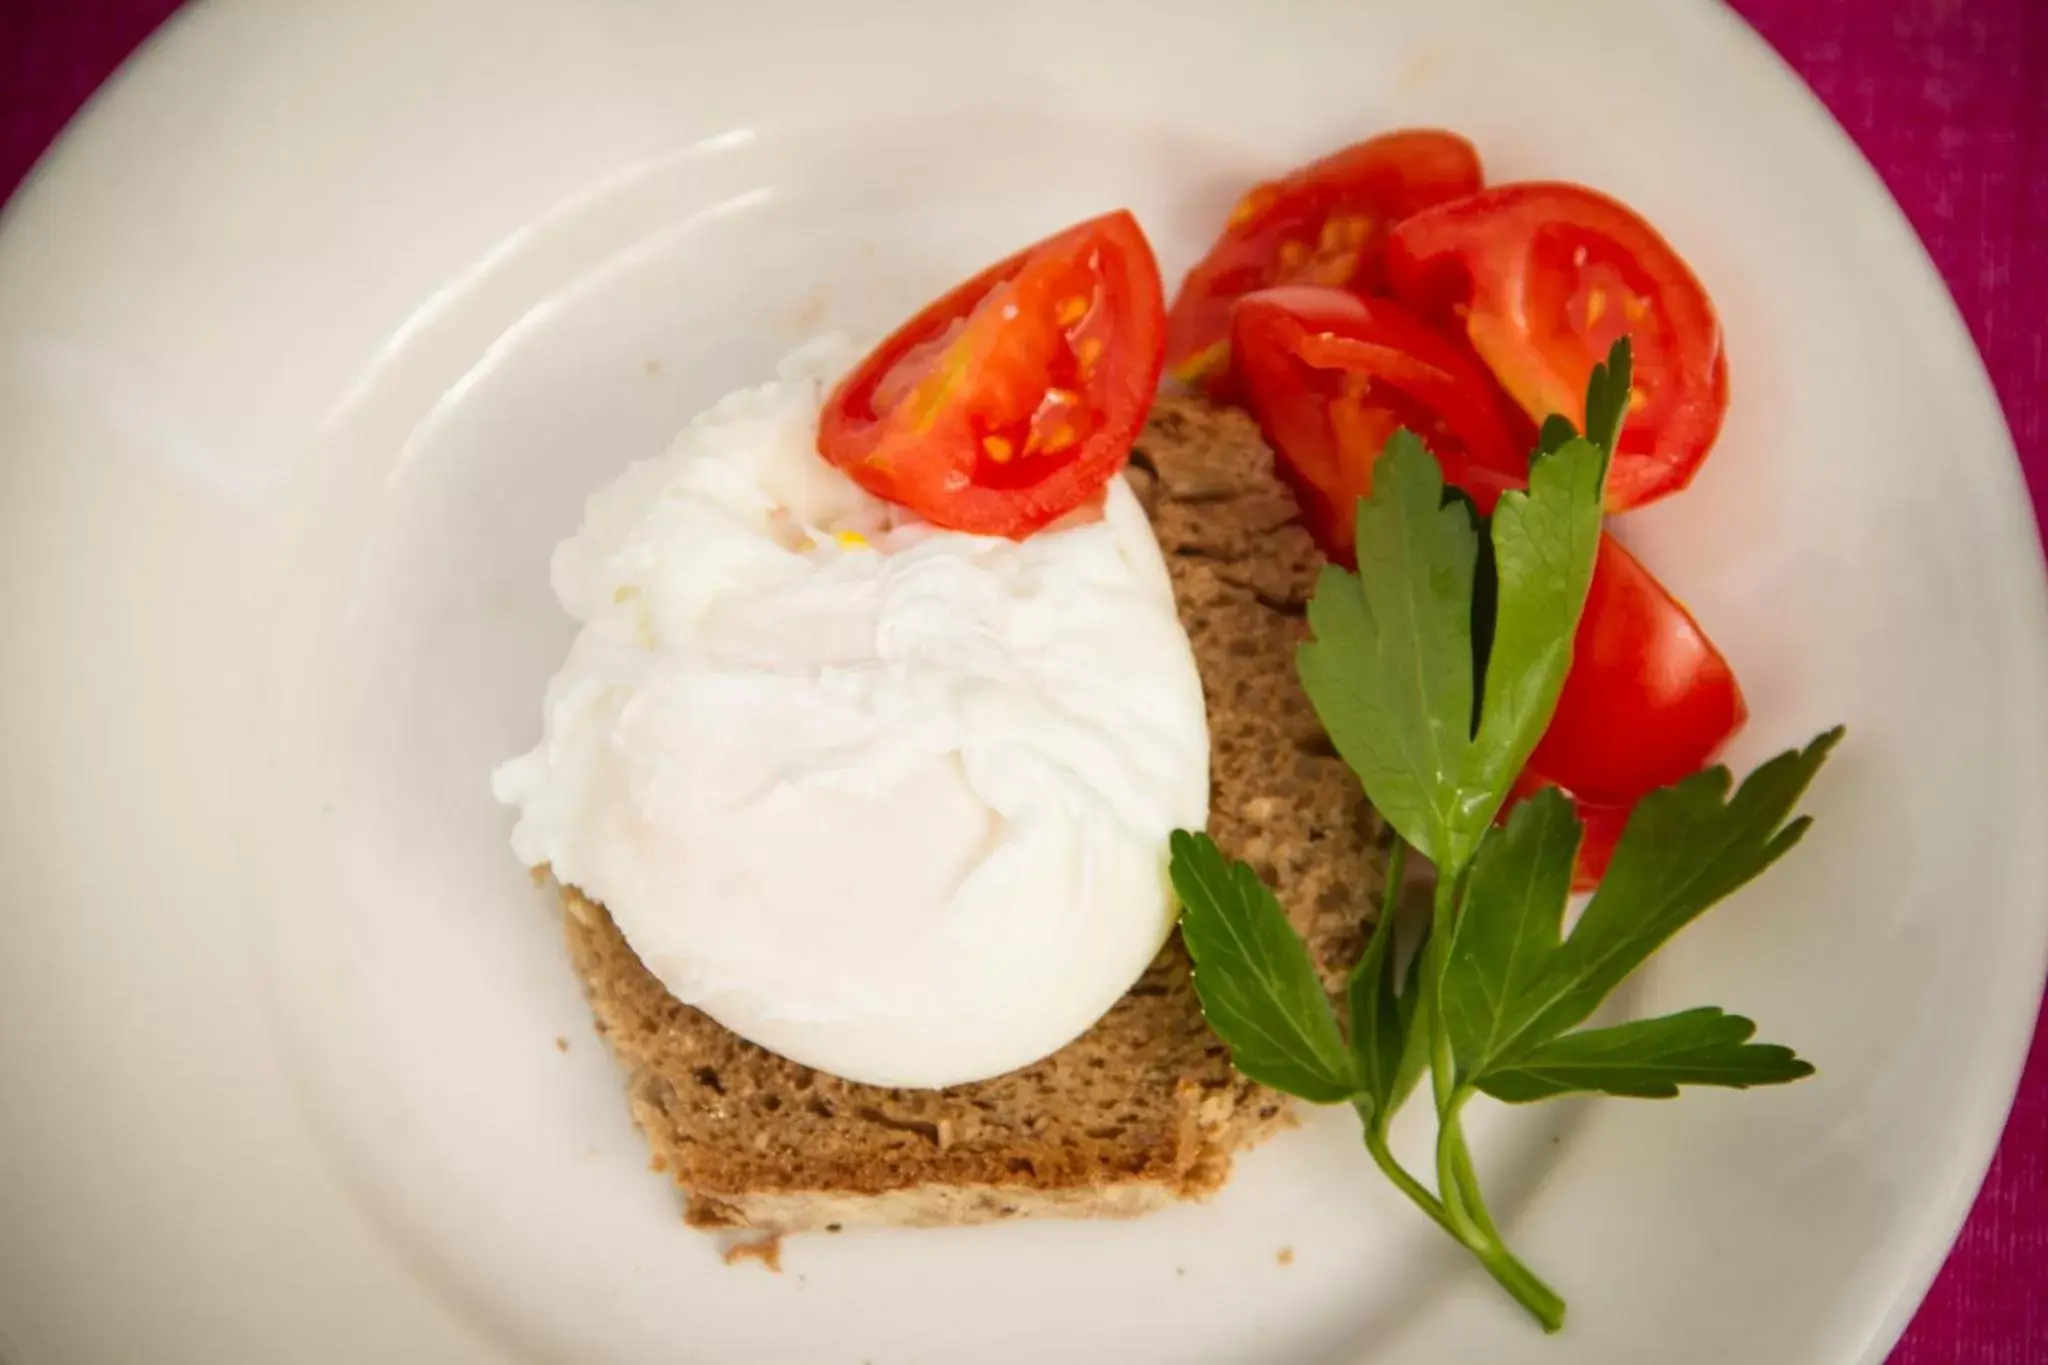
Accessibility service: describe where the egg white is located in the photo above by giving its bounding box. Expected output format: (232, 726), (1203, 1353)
(495, 339), (1210, 1088)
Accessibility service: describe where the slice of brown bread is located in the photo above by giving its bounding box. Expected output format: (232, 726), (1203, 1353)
(559, 396), (1388, 1233)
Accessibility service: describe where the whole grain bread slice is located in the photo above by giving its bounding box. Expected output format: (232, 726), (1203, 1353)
(560, 397), (1387, 1232)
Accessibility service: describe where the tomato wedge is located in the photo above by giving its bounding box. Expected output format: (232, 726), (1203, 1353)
(1230, 285), (1529, 563)
(1529, 534), (1747, 805)
(1498, 536), (1744, 890)
(1165, 130), (1483, 396)
(1386, 182), (1728, 511)
(817, 210), (1165, 537)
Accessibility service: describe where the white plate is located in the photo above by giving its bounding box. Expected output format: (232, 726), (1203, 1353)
(2, 1), (2044, 1362)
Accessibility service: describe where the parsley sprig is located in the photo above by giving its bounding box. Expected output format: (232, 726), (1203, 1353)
(1169, 340), (1838, 1332)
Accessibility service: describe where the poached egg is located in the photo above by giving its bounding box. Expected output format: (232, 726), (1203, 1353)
(494, 338), (1209, 1088)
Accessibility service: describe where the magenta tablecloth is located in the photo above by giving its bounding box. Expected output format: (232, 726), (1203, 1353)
(2, 1), (2043, 1359)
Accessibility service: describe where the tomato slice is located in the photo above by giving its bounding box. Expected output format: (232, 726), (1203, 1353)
(1230, 285), (1530, 563)
(1165, 130), (1483, 396)
(1529, 533), (1747, 805)
(1386, 182), (1728, 511)
(1499, 537), (1745, 889)
(817, 210), (1165, 537)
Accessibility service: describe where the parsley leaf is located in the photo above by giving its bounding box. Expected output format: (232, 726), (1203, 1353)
(1300, 428), (1607, 873)
(1298, 431), (1479, 866)
(1582, 337), (1635, 457)
(1388, 939), (1433, 1117)
(1536, 412), (1579, 456)
(1170, 830), (1360, 1103)
(1347, 867), (1406, 1118)
(1441, 730), (1840, 1083)
(1456, 437), (1607, 839)
(1347, 841), (1428, 1124)
(1532, 336), (1629, 462)
(1476, 1007), (1814, 1102)
(1499, 728), (1841, 1056)
(1439, 787), (1581, 1086)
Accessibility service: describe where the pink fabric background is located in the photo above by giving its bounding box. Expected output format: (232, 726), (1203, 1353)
(2, 0), (2042, 1359)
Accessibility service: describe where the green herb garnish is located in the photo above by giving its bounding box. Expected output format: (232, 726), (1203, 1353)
(1170, 339), (1835, 1333)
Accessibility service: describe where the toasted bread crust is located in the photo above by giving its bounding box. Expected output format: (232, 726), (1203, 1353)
(561, 397), (1386, 1231)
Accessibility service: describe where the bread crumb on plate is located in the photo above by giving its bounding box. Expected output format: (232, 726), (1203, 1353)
(721, 1234), (783, 1272)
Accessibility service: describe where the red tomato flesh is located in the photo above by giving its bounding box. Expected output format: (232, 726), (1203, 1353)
(818, 210), (1165, 537)
(1387, 182), (1728, 511)
(1165, 130), (1483, 395)
(1230, 285), (1530, 563)
(1528, 533), (1747, 806)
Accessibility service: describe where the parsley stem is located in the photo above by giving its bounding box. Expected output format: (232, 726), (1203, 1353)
(1437, 1088), (1567, 1332)
(1426, 869), (1461, 1120)
(1352, 1100), (1454, 1237)
(1435, 1088), (1493, 1241)
(1433, 1080), (1479, 1239)
(1472, 1228), (1568, 1333)
(1445, 1117), (1502, 1243)
(1413, 870), (1565, 1328)
(1473, 1228), (1566, 1332)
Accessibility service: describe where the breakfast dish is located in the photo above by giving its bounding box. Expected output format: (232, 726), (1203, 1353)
(495, 349), (1384, 1227)
(497, 127), (1839, 1329)
(554, 397), (1382, 1231)
(9, 3), (2046, 1362)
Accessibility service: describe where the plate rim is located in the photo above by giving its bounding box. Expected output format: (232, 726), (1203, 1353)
(1, 1), (2045, 1362)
